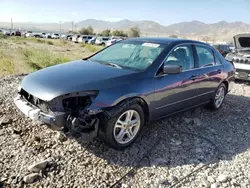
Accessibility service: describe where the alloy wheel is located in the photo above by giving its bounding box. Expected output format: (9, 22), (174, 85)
(113, 110), (141, 144)
(215, 87), (225, 108)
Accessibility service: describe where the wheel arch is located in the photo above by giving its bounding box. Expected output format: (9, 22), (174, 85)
(221, 80), (229, 93)
(99, 96), (150, 125)
(115, 96), (150, 124)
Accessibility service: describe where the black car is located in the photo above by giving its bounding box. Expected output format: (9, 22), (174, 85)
(14, 38), (235, 149)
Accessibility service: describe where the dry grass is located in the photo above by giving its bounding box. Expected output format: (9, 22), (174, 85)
(0, 37), (104, 76)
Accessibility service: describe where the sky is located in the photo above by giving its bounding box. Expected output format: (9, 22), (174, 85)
(0, 0), (250, 25)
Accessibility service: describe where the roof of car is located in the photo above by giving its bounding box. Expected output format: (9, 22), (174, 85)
(126, 37), (207, 45)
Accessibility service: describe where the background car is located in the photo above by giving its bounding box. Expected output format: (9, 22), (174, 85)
(14, 31), (22, 36)
(14, 38), (235, 149)
(51, 33), (60, 39)
(212, 44), (231, 57)
(33, 33), (45, 38)
(78, 35), (93, 43)
(60, 34), (69, 39)
(105, 38), (123, 46)
(45, 33), (52, 38)
(66, 34), (73, 40)
(226, 34), (250, 81)
(95, 36), (110, 45)
(2, 30), (10, 36)
(88, 36), (97, 44)
(72, 34), (81, 43)
(25, 31), (33, 37)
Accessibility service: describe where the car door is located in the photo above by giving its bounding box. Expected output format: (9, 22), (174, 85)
(193, 45), (224, 102)
(153, 44), (201, 119)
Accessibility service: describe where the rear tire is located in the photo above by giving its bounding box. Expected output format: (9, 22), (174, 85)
(99, 103), (145, 149)
(209, 83), (226, 110)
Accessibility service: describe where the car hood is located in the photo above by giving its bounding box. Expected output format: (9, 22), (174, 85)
(234, 34), (250, 50)
(21, 60), (138, 101)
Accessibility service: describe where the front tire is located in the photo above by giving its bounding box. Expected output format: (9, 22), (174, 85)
(99, 103), (145, 149)
(209, 83), (226, 110)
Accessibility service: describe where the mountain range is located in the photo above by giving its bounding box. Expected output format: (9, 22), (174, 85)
(1, 19), (250, 42)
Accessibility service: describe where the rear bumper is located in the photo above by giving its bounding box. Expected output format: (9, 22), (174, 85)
(14, 94), (61, 126)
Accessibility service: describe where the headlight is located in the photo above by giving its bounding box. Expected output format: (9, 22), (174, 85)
(49, 91), (98, 112)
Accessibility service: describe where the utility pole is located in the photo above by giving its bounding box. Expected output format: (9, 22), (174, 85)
(59, 21), (62, 35)
(72, 21), (73, 33)
(10, 18), (13, 34)
(75, 24), (77, 33)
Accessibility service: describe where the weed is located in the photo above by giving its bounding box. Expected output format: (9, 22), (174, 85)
(81, 43), (99, 52)
(36, 39), (45, 43)
(22, 48), (70, 70)
(0, 50), (15, 74)
(47, 41), (54, 45)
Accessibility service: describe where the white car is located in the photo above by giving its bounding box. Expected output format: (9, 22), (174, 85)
(72, 34), (80, 43)
(2, 30), (10, 35)
(25, 31), (34, 37)
(225, 34), (250, 80)
(105, 38), (123, 46)
(51, 33), (60, 39)
(78, 35), (93, 43)
(95, 36), (110, 45)
(60, 34), (67, 39)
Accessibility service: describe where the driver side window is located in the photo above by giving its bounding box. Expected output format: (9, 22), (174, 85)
(164, 45), (194, 71)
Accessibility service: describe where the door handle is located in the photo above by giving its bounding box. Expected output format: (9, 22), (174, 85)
(189, 75), (197, 80)
(217, 69), (222, 74)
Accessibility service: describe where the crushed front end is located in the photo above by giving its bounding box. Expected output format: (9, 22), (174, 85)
(14, 89), (101, 141)
(226, 53), (250, 80)
(226, 34), (250, 81)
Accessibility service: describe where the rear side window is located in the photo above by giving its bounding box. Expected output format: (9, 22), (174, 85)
(195, 46), (216, 67)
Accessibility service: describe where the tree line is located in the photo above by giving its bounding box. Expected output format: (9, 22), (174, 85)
(69, 26), (140, 38)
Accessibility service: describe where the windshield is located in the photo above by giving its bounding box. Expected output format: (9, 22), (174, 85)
(89, 41), (166, 70)
(239, 37), (250, 48)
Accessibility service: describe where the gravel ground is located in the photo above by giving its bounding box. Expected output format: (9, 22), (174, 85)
(0, 75), (250, 188)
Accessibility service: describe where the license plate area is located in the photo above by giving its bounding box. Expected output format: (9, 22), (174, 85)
(238, 71), (248, 79)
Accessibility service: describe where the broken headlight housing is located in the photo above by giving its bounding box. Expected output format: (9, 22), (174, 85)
(49, 90), (99, 114)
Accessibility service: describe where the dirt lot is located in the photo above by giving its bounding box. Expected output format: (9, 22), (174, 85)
(0, 74), (250, 188)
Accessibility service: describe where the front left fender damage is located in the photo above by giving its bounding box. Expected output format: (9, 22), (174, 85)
(49, 91), (105, 141)
(15, 88), (139, 142)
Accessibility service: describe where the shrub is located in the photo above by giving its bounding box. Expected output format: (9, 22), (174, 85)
(36, 39), (45, 43)
(128, 26), (140, 37)
(47, 41), (54, 45)
(81, 43), (99, 52)
(0, 33), (5, 39)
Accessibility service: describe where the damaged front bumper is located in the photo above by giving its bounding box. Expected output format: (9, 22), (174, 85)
(14, 94), (100, 141)
(14, 94), (59, 125)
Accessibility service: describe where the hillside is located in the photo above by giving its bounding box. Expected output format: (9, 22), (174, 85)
(1, 19), (250, 41)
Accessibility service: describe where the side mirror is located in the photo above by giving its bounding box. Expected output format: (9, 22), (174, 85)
(163, 65), (182, 74)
